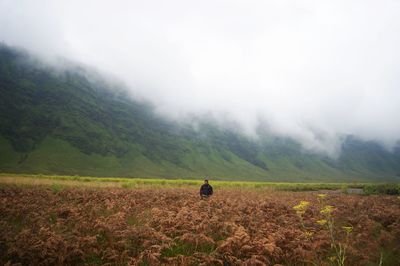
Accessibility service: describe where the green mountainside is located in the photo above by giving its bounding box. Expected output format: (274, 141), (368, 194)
(1, 45), (400, 181)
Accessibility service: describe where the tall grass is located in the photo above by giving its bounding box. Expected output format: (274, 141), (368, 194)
(0, 173), (398, 193)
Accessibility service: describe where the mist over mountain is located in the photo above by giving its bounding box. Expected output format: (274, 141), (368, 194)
(1, 1), (400, 157)
(1, 45), (399, 181)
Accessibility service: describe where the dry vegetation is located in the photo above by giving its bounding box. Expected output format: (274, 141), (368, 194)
(1, 184), (399, 265)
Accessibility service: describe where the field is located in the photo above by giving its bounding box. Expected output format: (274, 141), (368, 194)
(1, 175), (400, 265)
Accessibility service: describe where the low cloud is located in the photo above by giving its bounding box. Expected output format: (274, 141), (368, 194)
(1, 0), (400, 156)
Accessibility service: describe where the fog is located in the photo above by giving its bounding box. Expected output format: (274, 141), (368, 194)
(1, 0), (400, 156)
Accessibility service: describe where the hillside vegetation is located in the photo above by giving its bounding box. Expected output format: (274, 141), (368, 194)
(1, 45), (400, 181)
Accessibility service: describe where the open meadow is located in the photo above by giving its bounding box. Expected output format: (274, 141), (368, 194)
(0, 175), (399, 265)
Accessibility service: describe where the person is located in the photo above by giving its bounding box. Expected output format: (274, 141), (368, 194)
(200, 179), (213, 199)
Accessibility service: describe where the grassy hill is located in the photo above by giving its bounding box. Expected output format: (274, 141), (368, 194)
(1, 45), (400, 181)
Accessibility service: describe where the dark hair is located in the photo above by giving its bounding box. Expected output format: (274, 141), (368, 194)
(204, 179), (209, 182)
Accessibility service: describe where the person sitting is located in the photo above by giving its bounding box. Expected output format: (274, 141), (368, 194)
(200, 179), (213, 199)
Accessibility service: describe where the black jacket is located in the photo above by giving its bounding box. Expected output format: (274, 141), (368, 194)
(200, 184), (213, 196)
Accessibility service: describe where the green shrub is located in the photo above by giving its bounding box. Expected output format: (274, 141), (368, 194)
(363, 184), (400, 195)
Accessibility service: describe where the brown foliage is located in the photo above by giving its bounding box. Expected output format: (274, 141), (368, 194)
(0, 186), (399, 265)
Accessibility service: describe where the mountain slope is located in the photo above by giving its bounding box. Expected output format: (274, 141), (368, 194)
(1, 45), (399, 181)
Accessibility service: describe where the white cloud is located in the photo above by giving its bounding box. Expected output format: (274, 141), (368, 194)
(1, 0), (400, 155)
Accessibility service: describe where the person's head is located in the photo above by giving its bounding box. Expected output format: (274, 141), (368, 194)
(204, 179), (209, 184)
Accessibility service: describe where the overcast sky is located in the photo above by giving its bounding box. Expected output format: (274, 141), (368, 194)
(1, 0), (400, 155)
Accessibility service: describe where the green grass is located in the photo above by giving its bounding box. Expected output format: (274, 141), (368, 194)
(8, 216), (24, 233)
(84, 254), (103, 265)
(50, 183), (66, 194)
(1, 173), (399, 193)
(363, 183), (400, 195)
(161, 240), (215, 258)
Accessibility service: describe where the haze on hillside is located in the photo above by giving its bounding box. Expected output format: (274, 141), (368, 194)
(1, 0), (400, 156)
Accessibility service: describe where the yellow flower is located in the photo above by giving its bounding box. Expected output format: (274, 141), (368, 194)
(293, 201), (310, 211)
(342, 226), (353, 233)
(293, 201), (311, 218)
(317, 219), (327, 226)
(320, 205), (335, 215)
(317, 194), (327, 199)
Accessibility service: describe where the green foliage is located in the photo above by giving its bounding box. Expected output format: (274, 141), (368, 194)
(1, 44), (400, 181)
(161, 241), (215, 257)
(3, 173), (398, 194)
(50, 184), (65, 194)
(363, 184), (400, 195)
(84, 254), (103, 265)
